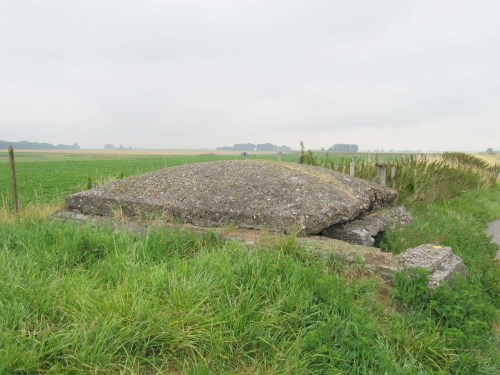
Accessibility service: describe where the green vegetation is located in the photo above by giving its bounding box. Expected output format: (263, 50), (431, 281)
(299, 145), (499, 205)
(0, 150), (499, 373)
(0, 152), (300, 206)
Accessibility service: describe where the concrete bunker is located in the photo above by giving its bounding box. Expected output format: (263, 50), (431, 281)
(66, 160), (401, 244)
(61, 160), (466, 288)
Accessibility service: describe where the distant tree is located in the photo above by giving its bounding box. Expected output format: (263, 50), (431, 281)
(104, 144), (115, 150)
(328, 144), (359, 153)
(485, 147), (494, 154)
(256, 143), (291, 152)
(256, 143), (275, 151)
(233, 143), (256, 151)
(55, 142), (80, 150)
(217, 143), (290, 152)
(0, 139), (77, 150)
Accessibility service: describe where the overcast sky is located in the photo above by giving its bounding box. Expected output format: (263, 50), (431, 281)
(1, 0), (499, 151)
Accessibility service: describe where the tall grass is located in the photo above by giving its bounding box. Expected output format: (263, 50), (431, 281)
(299, 146), (498, 205)
(1, 217), (498, 373)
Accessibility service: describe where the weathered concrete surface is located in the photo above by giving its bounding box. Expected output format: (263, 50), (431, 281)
(485, 220), (500, 260)
(397, 244), (467, 288)
(321, 206), (412, 246)
(296, 236), (398, 281)
(297, 238), (467, 287)
(66, 160), (397, 235)
(321, 211), (387, 246)
(386, 206), (413, 231)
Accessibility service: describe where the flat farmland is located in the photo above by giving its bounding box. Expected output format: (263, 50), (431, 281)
(0, 151), (300, 207)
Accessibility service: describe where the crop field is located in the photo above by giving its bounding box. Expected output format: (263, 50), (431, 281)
(1, 150), (499, 373)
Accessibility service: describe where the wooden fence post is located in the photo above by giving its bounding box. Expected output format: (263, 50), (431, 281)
(376, 163), (387, 186)
(277, 152), (282, 162)
(391, 166), (396, 189)
(8, 145), (19, 215)
(349, 161), (355, 177)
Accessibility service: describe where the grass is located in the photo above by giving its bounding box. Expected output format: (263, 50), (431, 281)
(0, 150), (499, 373)
(380, 186), (500, 308)
(299, 146), (499, 205)
(2, 217), (498, 374)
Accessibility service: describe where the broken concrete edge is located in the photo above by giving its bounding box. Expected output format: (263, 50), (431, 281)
(294, 236), (398, 282)
(396, 244), (468, 289)
(52, 210), (466, 289)
(321, 206), (413, 246)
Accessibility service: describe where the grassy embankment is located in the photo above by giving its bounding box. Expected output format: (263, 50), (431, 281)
(0, 151), (499, 373)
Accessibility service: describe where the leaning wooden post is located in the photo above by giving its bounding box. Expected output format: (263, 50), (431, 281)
(349, 161), (355, 177)
(8, 145), (19, 216)
(277, 152), (282, 162)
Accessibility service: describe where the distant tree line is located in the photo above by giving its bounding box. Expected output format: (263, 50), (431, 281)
(104, 144), (133, 150)
(328, 144), (358, 153)
(0, 140), (80, 150)
(217, 143), (291, 152)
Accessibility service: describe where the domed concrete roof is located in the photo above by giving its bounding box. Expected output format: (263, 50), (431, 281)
(66, 160), (398, 235)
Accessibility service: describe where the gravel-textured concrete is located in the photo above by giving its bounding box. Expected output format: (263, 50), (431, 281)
(66, 160), (398, 235)
(397, 244), (467, 288)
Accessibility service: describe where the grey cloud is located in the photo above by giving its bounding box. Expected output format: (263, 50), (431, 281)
(1, 0), (499, 150)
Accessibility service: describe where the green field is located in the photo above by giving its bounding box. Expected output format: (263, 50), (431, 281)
(0, 151), (499, 374)
(0, 152), (301, 207)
